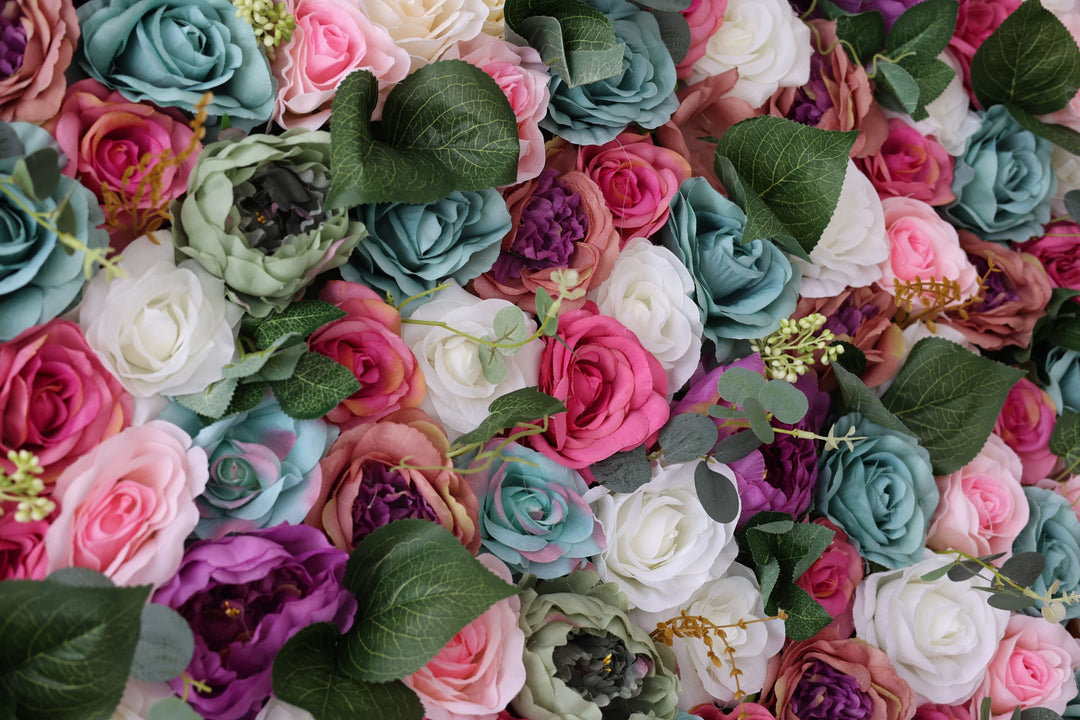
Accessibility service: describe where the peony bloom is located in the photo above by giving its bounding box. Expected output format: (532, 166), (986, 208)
(860, 117), (956, 206)
(0, 0), (79, 123)
(994, 377), (1058, 485)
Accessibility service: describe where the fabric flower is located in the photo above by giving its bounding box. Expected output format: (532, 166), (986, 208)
(0, 510), (48, 580)
(826, 0), (924, 28)
(948, 0), (1022, 94)
(1046, 346), (1080, 414)
(355, 0), (487, 70)
(860, 118), (956, 206)
(794, 518), (864, 640)
(1023, 220), (1080, 295)
(994, 377), (1058, 485)
(901, 49), (980, 157)
(0, 0), (78, 123)
(1013, 485), (1080, 621)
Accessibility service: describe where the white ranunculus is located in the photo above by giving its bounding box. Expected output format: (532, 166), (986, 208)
(355, 0), (488, 69)
(77, 232), (241, 398)
(589, 238), (703, 396)
(402, 282), (542, 440)
(584, 458), (741, 613)
(900, 49), (980, 156)
(254, 698), (315, 720)
(853, 555), (1009, 705)
(1051, 144), (1080, 218)
(795, 160), (889, 298)
(688, 0), (811, 107)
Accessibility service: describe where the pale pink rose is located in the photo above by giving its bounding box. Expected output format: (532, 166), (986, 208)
(860, 118), (956, 206)
(676, 0), (728, 80)
(271, 0), (410, 130)
(1036, 475), (1080, 523)
(44, 420), (208, 588)
(0, 0), (79, 123)
(970, 614), (1080, 720)
(926, 434), (1028, 558)
(404, 554), (525, 720)
(794, 518), (863, 640)
(444, 35), (550, 183)
(994, 376), (1058, 485)
(0, 511), (49, 580)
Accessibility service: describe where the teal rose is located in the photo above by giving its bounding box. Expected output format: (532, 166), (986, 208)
(1013, 485), (1080, 621)
(1045, 346), (1080, 414)
(658, 177), (801, 360)
(172, 129), (366, 317)
(817, 412), (938, 569)
(76, 0), (276, 123)
(944, 104), (1055, 244)
(0, 122), (107, 341)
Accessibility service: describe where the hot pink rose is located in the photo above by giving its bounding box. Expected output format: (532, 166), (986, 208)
(690, 702), (777, 720)
(926, 434), (1028, 558)
(969, 614), (1080, 720)
(308, 280), (426, 429)
(1024, 221), (1080, 294)
(0, 511), (48, 580)
(995, 377), (1058, 485)
(271, 0), (410, 129)
(676, 0), (727, 79)
(44, 420), (208, 588)
(795, 518), (863, 640)
(860, 118), (955, 206)
(948, 0), (1022, 97)
(0, 0), (79, 123)
(914, 704), (972, 720)
(404, 554), (526, 720)
(0, 319), (131, 481)
(528, 303), (669, 470)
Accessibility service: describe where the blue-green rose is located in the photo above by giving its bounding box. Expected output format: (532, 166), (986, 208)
(77, 0), (276, 123)
(658, 177), (801, 360)
(0, 122), (107, 341)
(817, 412), (938, 569)
(540, 0), (678, 146)
(1014, 485), (1080, 621)
(1045, 346), (1080, 414)
(944, 104), (1055, 244)
(343, 189), (511, 308)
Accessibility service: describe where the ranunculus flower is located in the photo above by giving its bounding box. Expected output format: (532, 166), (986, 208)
(0, 319), (131, 481)
(1013, 485), (1080, 621)
(0, 0), (78, 123)
(355, 0), (487, 70)
(153, 524), (356, 720)
(860, 118), (956, 206)
(948, 0), (1022, 96)
(307, 280), (426, 428)
(528, 304), (670, 470)
(902, 49), (980, 157)
(512, 569), (682, 720)
(676, 0), (727, 79)
(1045, 346), (1080, 414)
(994, 376), (1058, 485)
(0, 511), (48, 580)
(77, 232), (242, 398)
(817, 412), (938, 569)
(271, 0), (410, 130)
(44, 420), (208, 588)
(794, 518), (864, 640)
(404, 554), (527, 720)
(1024, 220), (1080, 295)
(854, 556), (1010, 705)
(305, 408), (480, 552)
(173, 129), (366, 317)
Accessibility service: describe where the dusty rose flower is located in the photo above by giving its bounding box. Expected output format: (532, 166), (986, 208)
(691, 702), (777, 720)
(795, 518), (864, 640)
(995, 377), (1058, 485)
(860, 118), (956, 206)
(0, 511), (48, 580)
(1023, 220), (1080, 295)
(0, 0), (79, 122)
(914, 704), (972, 720)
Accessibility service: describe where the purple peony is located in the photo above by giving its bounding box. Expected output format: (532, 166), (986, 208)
(153, 524), (356, 720)
(789, 660), (874, 720)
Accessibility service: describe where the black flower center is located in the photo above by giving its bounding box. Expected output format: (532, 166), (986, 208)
(233, 162), (330, 254)
(552, 630), (648, 714)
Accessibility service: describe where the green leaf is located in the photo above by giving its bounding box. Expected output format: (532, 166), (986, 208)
(658, 413), (719, 463)
(919, 562), (954, 582)
(877, 60), (921, 114)
(147, 698), (203, 720)
(758, 559), (780, 607)
(55, 196), (77, 238)
(693, 462), (740, 524)
(971, 0), (1080, 115)
(341, 520), (518, 681)
(629, 0), (690, 10)
(987, 590), (1038, 611)
(247, 342), (307, 383)
(174, 378), (239, 419)
(757, 379), (809, 425)
(773, 583), (833, 641)
(833, 341), (866, 376)
(885, 0), (958, 60)
(904, 57), (956, 120)
(478, 342), (508, 384)
(1050, 412), (1080, 474)
(999, 551), (1046, 588)
(270, 352), (361, 420)
(0, 124), (24, 158)
(831, 364), (913, 437)
(504, 0), (625, 87)
(881, 337), (1024, 474)
(715, 116), (858, 257)
(947, 559), (983, 581)
(328, 63), (519, 208)
(591, 446), (652, 493)
(713, 156), (810, 262)
(1020, 709), (1066, 720)
(453, 387), (566, 448)
(787, 523), (836, 581)
(11, 148), (60, 202)
(273, 623), (424, 720)
(223, 334), (302, 380)
(742, 397), (775, 443)
(1007, 104), (1080, 156)
(493, 306), (530, 349)
(0, 581), (149, 720)
(709, 430), (764, 463)
(836, 11), (885, 65)
(222, 382), (268, 417)
(752, 519), (796, 535)
(650, 10), (690, 66)
(535, 287), (555, 328)
(46, 568), (114, 588)
(1066, 189), (1080, 221)
(252, 301), (345, 350)
(981, 697), (993, 720)
(715, 366), (767, 405)
(130, 604), (194, 683)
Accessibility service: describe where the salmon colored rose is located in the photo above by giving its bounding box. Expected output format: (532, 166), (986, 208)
(994, 377), (1058, 485)
(860, 118), (956, 206)
(0, 0), (79, 123)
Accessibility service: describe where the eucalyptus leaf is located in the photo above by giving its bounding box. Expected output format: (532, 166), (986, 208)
(591, 446), (652, 493)
(130, 605), (195, 683)
(1020, 708), (1067, 720)
(11, 148), (60, 202)
(998, 551), (1046, 588)
(709, 430), (764, 463)
(757, 379), (809, 425)
(919, 562), (953, 582)
(947, 560), (982, 581)
(650, 10), (690, 65)
(693, 462), (740, 524)
(493, 306), (530, 349)
(628, 0), (690, 10)
(55, 197), (77, 238)
(270, 351), (361, 420)
(986, 591), (1038, 611)
(715, 366), (767, 405)
(146, 698), (203, 720)
(1066, 189), (1080, 222)
(504, 0), (625, 87)
(658, 413), (719, 463)
(742, 397), (775, 443)
(479, 342), (508, 384)
(252, 301), (345, 350)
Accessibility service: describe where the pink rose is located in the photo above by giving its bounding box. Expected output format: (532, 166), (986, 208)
(948, 0), (1022, 97)
(914, 704), (972, 720)
(0, 0), (79, 123)
(0, 319), (132, 481)
(690, 702), (777, 720)
(926, 434), (1028, 558)
(1038, 475), (1080, 523)
(308, 280), (426, 429)
(795, 518), (863, 640)
(995, 377), (1058, 485)
(969, 614), (1080, 720)
(1024, 221), (1080, 294)
(860, 118), (955, 206)
(0, 511), (49, 580)
(271, 0), (410, 130)
(528, 303), (669, 470)
(404, 554), (526, 720)
(577, 131), (692, 246)
(44, 420), (208, 587)
(444, 35), (550, 184)
(1040, 12), (1080, 133)
(676, 0), (727, 79)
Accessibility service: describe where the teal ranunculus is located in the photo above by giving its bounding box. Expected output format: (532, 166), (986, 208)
(944, 104), (1055, 244)
(817, 412), (938, 569)
(1045, 345), (1080, 414)
(0, 122), (107, 341)
(658, 177), (801, 360)
(540, 0), (678, 146)
(77, 0), (276, 123)
(343, 189), (511, 308)
(1014, 485), (1080, 620)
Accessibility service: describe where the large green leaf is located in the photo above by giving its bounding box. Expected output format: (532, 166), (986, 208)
(130, 604), (194, 683)
(504, 0), (625, 87)
(831, 363), (913, 437)
(252, 300), (345, 350)
(1008, 105), (1080, 156)
(340, 520), (518, 682)
(836, 11), (885, 65)
(884, 0), (957, 60)
(1050, 411), (1080, 476)
(270, 351), (361, 420)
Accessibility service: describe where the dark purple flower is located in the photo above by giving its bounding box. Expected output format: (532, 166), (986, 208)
(491, 169), (586, 282)
(789, 660), (874, 720)
(972, 254), (1018, 312)
(351, 461), (439, 539)
(0, 4), (27, 78)
(153, 524), (356, 720)
(788, 53), (831, 127)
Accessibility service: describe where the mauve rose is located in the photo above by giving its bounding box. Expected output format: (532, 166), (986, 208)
(691, 702), (777, 720)
(995, 377), (1058, 485)
(860, 118), (956, 206)
(677, 0), (727, 79)
(1024, 220), (1080, 294)
(795, 518), (864, 640)
(0, 0), (79, 123)
(949, 0), (1023, 96)
(0, 510), (48, 580)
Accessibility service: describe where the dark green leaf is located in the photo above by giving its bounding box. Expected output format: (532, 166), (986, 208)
(45, 568), (114, 588)
(247, 342), (307, 383)
(270, 352), (361, 420)
(650, 10), (690, 65)
(758, 559), (780, 607)
(504, 0), (624, 87)
(55, 197), (77, 238)
(831, 364), (913, 436)
(836, 11), (885, 65)
(693, 462), (740, 524)
(252, 301), (345, 350)
(222, 382), (268, 417)
(223, 334), (302, 380)
(341, 520), (518, 681)
(12, 148), (61, 202)
(904, 57), (956, 119)
(130, 604), (194, 683)
(753, 520), (796, 535)
(987, 591), (1038, 611)
(1020, 709), (1066, 720)
(147, 698), (203, 720)
(713, 155), (811, 262)
(1050, 412), (1080, 474)
(1066, 189), (1080, 222)
(658, 413), (719, 463)
(629, 0), (690, 10)
(1007, 104), (1080, 156)
(453, 387), (566, 448)
(773, 583), (833, 641)
(832, 341), (866, 376)
(174, 378), (239, 419)
(877, 61), (920, 114)
(981, 697), (993, 720)
(709, 430), (764, 463)
(742, 397), (775, 443)
(0, 124), (23, 158)
(885, 0), (958, 59)
(591, 446), (652, 493)
(788, 523), (837, 581)
(998, 551), (1046, 588)
(535, 288), (555, 327)
(947, 560), (982, 581)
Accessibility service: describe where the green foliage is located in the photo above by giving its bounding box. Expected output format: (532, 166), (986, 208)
(503, 0), (625, 87)
(831, 364), (913, 437)
(1007, 105), (1080, 157)
(453, 387), (567, 448)
(1050, 411), (1080, 476)
(877, 61), (920, 114)
(174, 377), (239, 418)
(130, 604), (195, 683)
(1066, 189), (1080, 221)
(884, 0), (957, 59)
(658, 413), (719, 464)
(649, 10), (691, 65)
(146, 698), (204, 720)
(269, 351), (361, 420)
(12, 148), (61, 202)
(836, 11), (885, 65)
(252, 301), (345, 350)
(709, 430), (764, 463)
(712, 365), (810, 439)
(693, 461), (740, 524)
(590, 445), (652, 493)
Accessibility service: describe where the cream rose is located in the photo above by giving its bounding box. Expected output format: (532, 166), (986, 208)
(355, 0), (488, 69)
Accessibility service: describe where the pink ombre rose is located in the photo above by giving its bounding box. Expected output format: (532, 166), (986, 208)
(995, 377), (1058, 485)
(0, 511), (48, 580)
(795, 518), (863, 640)
(860, 118), (956, 206)
(1024, 220), (1080, 294)
(271, 0), (409, 130)
(0, 0), (79, 123)
(926, 434), (1028, 558)
(44, 420), (208, 588)
(404, 555), (526, 720)
(676, 0), (727, 80)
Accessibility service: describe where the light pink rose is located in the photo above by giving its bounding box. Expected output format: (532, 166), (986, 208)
(860, 118), (956, 206)
(994, 376), (1058, 485)
(0, 511), (49, 580)
(0, 0), (79, 123)
(676, 0), (728, 80)
(44, 420), (208, 588)
(926, 433), (1028, 558)
(271, 0), (410, 130)
(404, 554), (526, 720)
(969, 614), (1080, 720)
(794, 518), (863, 640)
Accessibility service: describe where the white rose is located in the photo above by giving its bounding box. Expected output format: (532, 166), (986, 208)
(355, 0), (488, 69)
(109, 681), (174, 720)
(795, 160), (889, 298)
(1051, 144), (1080, 218)
(589, 238), (703, 396)
(1042, 0), (1080, 14)
(584, 458), (741, 613)
(630, 562), (785, 706)
(254, 698), (315, 720)
(402, 282), (542, 440)
(853, 555), (1009, 705)
(898, 49), (980, 156)
(77, 232), (242, 398)
(689, 0), (812, 107)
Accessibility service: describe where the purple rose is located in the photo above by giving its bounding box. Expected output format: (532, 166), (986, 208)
(153, 524), (356, 720)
